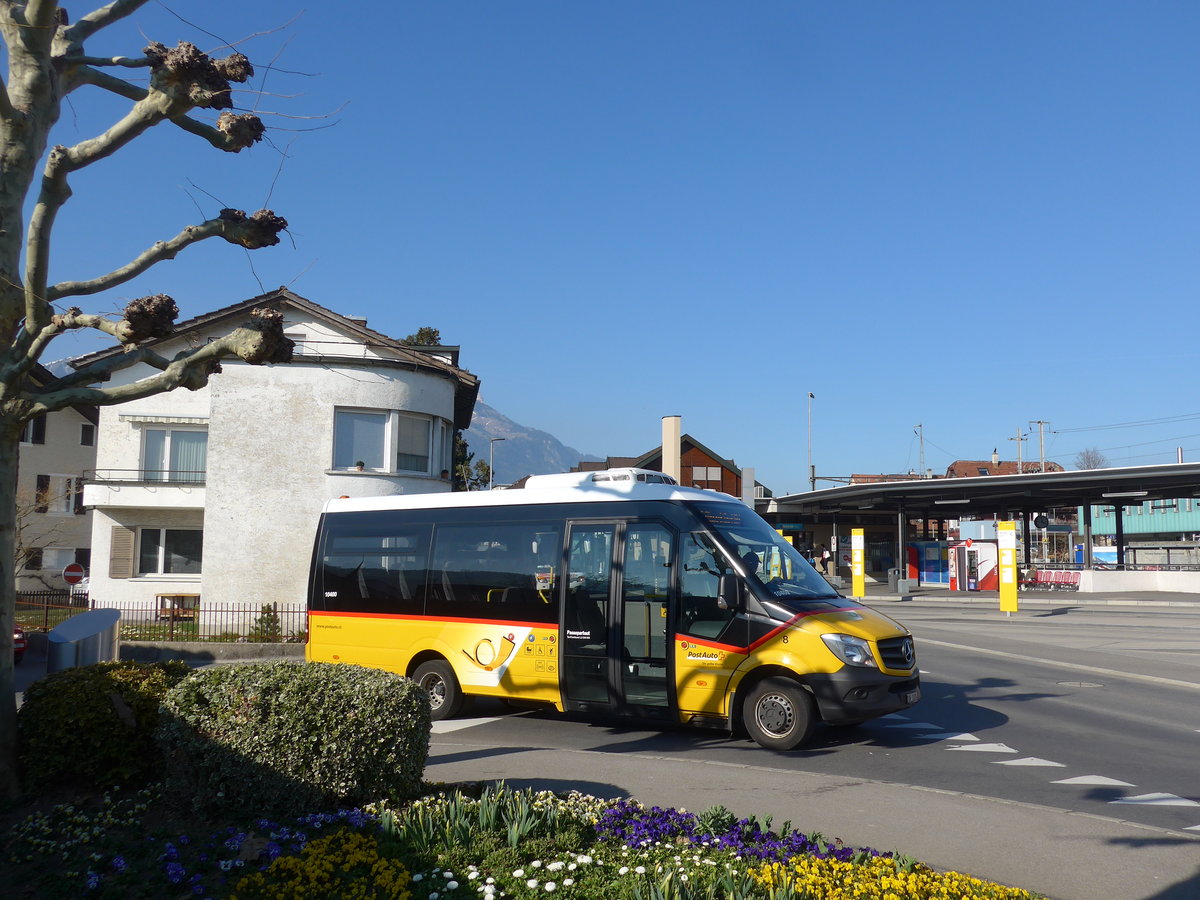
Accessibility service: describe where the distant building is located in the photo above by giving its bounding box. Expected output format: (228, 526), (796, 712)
(573, 434), (771, 499)
(16, 365), (98, 591)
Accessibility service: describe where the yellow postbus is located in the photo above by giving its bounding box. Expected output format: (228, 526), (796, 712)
(306, 468), (919, 749)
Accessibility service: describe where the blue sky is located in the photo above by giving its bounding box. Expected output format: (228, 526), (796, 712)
(40, 2), (1200, 493)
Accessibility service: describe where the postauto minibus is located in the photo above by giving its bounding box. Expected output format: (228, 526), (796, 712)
(306, 468), (919, 749)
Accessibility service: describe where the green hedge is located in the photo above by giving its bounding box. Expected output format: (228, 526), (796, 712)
(155, 661), (430, 818)
(17, 660), (191, 792)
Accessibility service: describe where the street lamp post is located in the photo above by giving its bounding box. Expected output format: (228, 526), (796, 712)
(807, 392), (815, 491)
(488, 437), (506, 490)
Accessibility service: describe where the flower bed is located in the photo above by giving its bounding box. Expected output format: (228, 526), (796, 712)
(3, 782), (1043, 899)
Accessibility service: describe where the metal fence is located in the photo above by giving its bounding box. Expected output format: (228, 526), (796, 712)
(15, 591), (87, 632)
(15, 592), (306, 644)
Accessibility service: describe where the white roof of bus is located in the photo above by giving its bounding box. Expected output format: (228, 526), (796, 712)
(322, 468), (746, 514)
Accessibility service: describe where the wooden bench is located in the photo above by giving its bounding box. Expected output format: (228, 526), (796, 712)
(157, 593), (200, 620)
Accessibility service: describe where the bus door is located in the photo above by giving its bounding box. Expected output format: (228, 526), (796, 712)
(562, 521), (673, 717)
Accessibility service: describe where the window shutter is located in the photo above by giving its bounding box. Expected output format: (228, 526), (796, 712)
(109, 526), (135, 579)
(35, 474), (50, 513)
(74, 477), (85, 515)
(32, 415), (46, 445)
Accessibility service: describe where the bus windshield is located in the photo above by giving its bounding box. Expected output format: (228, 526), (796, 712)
(689, 500), (855, 612)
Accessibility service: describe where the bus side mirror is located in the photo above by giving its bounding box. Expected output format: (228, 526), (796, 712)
(717, 574), (743, 611)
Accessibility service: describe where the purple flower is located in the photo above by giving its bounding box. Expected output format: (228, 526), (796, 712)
(165, 861), (187, 885)
(111, 855), (127, 873)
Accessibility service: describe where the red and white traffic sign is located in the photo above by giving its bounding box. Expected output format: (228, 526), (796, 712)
(62, 563), (86, 585)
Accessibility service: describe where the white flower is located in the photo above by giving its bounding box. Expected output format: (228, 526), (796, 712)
(619, 866), (630, 875)
(513, 869), (525, 879)
(563, 878), (574, 887)
(544, 883), (556, 892)
(532, 860), (542, 868)
(447, 881), (459, 890)
(635, 866), (646, 875)
(414, 874), (424, 882)
(430, 894), (439, 900)
(526, 878), (539, 888)
(469, 872), (480, 880)
(547, 861), (564, 872)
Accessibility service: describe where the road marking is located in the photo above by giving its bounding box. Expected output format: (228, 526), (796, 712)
(1052, 775), (1135, 786)
(432, 716), (501, 733)
(1110, 793), (1200, 807)
(920, 638), (1200, 691)
(1186, 824), (1200, 831)
(919, 732), (980, 741)
(948, 742), (1018, 753)
(994, 757), (1066, 767)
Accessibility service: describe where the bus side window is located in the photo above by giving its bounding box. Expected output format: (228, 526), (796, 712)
(430, 521), (560, 624)
(319, 520), (430, 615)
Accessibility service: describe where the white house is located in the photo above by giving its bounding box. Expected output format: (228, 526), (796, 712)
(78, 289), (479, 630)
(16, 365), (97, 592)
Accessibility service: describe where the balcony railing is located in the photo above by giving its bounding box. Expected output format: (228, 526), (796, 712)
(86, 468), (206, 485)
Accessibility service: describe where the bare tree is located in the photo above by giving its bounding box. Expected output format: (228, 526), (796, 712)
(1075, 447), (1109, 470)
(0, 2), (297, 801)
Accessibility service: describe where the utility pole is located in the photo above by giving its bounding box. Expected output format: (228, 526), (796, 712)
(1008, 428), (1027, 473)
(1028, 420), (1049, 472)
(914, 424), (926, 477)
(807, 392), (815, 491)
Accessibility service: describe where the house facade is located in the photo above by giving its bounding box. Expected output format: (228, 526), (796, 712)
(79, 289), (479, 624)
(16, 367), (98, 591)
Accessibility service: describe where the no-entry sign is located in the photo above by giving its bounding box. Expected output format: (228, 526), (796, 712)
(62, 562), (86, 584)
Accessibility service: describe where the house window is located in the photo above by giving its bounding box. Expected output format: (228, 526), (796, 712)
(20, 415), (46, 445)
(138, 528), (203, 575)
(143, 428), (207, 482)
(333, 409), (444, 475)
(43, 547), (75, 573)
(24, 548), (43, 570)
(334, 410), (387, 470)
(35, 474), (80, 515)
(80, 423), (95, 446)
(396, 415), (431, 473)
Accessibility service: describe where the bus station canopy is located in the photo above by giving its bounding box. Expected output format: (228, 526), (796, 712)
(759, 462), (1200, 523)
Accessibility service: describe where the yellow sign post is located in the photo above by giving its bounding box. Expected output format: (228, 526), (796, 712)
(851, 528), (865, 599)
(998, 520), (1018, 615)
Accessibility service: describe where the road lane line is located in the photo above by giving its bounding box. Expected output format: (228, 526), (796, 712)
(919, 638), (1200, 691)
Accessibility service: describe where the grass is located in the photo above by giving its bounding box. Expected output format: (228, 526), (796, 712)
(2, 781), (1045, 899)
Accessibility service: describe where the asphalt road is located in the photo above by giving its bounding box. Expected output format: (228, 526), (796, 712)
(424, 600), (1200, 900)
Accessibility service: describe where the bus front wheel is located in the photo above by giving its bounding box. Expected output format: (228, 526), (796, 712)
(413, 660), (464, 721)
(742, 677), (814, 751)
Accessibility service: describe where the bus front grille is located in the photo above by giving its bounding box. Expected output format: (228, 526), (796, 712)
(877, 636), (916, 670)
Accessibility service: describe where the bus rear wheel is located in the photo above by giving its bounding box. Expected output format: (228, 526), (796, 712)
(413, 660), (464, 721)
(742, 677), (815, 751)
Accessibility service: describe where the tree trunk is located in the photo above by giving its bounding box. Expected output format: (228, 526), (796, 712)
(0, 425), (22, 802)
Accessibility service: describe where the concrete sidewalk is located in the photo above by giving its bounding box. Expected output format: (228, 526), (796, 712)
(424, 736), (1200, 900)
(850, 578), (1200, 608)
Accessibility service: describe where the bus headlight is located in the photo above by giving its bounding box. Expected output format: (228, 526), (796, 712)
(820, 633), (878, 668)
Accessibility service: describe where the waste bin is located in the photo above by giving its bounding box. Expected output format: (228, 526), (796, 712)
(47, 608), (120, 673)
(887, 567), (901, 592)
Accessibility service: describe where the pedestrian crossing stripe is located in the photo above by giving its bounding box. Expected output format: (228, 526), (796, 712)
(1052, 775), (1134, 786)
(993, 757), (1066, 767)
(1110, 793), (1200, 807)
(948, 743), (1018, 753)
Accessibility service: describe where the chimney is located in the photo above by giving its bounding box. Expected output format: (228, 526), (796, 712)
(991, 448), (999, 467)
(662, 416), (681, 483)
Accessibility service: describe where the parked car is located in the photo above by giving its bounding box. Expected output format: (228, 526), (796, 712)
(13, 625), (26, 664)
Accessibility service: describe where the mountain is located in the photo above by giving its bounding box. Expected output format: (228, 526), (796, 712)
(462, 401), (602, 484)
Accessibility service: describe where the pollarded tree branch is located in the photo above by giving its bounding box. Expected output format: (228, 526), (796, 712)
(22, 307), (294, 416)
(47, 208), (289, 302)
(69, 54), (150, 68)
(73, 66), (266, 151)
(25, 42), (266, 332)
(59, 0), (150, 48)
